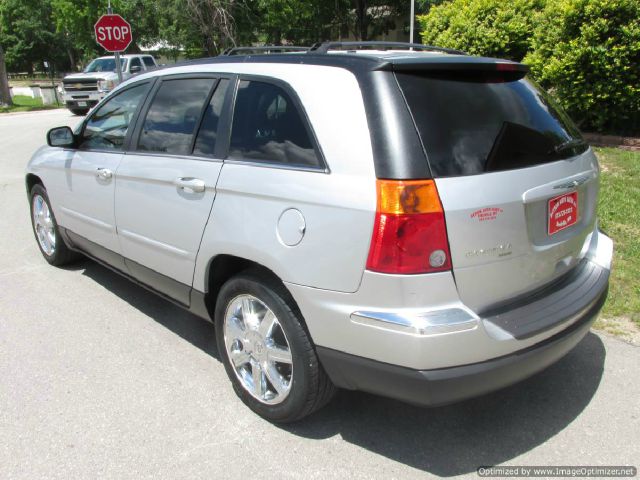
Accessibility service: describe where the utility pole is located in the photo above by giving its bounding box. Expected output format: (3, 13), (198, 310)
(409, 0), (415, 44)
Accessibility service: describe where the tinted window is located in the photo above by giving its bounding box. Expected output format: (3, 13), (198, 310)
(142, 56), (156, 68)
(193, 79), (229, 157)
(229, 80), (320, 168)
(137, 78), (215, 155)
(129, 57), (142, 71)
(79, 83), (148, 150)
(396, 72), (587, 177)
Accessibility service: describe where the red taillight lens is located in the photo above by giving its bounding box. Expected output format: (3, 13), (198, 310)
(366, 180), (452, 274)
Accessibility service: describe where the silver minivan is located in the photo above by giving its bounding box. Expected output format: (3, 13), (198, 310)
(26, 42), (613, 422)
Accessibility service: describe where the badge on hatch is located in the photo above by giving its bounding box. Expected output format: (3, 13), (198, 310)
(548, 191), (579, 235)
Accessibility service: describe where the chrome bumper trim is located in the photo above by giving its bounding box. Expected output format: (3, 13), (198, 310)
(350, 308), (478, 335)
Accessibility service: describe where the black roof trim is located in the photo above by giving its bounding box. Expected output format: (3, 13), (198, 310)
(380, 55), (530, 73)
(170, 53), (383, 75)
(171, 51), (527, 77)
(220, 46), (310, 56)
(309, 41), (465, 55)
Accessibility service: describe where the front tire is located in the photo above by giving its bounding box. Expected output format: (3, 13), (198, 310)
(29, 184), (80, 266)
(215, 271), (336, 422)
(69, 108), (89, 116)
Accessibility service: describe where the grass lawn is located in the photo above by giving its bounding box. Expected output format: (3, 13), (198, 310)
(0, 95), (62, 113)
(594, 147), (640, 337)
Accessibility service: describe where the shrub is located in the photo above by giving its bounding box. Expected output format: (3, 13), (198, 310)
(524, 0), (640, 134)
(418, 0), (544, 61)
(417, 0), (640, 134)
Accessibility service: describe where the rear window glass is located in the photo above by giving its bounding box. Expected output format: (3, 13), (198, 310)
(396, 72), (587, 177)
(229, 80), (321, 168)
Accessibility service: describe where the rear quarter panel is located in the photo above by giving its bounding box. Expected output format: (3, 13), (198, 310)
(193, 64), (376, 293)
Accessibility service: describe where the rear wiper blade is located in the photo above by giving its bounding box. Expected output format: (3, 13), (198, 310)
(552, 138), (586, 154)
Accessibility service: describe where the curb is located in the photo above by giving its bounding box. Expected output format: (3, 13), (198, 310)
(584, 133), (640, 151)
(0, 108), (67, 116)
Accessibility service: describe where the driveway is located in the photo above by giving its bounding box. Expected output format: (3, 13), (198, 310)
(1, 109), (638, 479)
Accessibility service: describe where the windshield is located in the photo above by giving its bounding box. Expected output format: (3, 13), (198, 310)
(396, 71), (587, 177)
(84, 58), (127, 73)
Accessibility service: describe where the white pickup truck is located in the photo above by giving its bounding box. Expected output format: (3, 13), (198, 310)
(60, 54), (158, 115)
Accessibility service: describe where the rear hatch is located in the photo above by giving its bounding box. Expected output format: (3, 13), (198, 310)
(395, 63), (599, 312)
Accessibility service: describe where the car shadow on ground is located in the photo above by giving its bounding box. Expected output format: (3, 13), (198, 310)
(284, 331), (605, 476)
(77, 259), (606, 477)
(75, 259), (220, 361)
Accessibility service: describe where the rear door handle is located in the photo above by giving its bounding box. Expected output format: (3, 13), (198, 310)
(174, 177), (205, 193)
(96, 168), (113, 180)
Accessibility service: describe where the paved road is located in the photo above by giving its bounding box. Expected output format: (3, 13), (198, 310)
(1, 109), (638, 479)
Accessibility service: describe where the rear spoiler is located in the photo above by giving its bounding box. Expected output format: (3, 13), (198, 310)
(377, 56), (530, 74)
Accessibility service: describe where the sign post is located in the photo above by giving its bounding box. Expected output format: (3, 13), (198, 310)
(108, 5), (122, 83)
(94, 10), (132, 83)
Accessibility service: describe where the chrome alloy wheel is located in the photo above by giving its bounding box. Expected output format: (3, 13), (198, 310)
(223, 294), (293, 405)
(32, 194), (56, 256)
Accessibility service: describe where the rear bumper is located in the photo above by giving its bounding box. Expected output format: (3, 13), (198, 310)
(288, 229), (613, 371)
(287, 228), (612, 404)
(317, 285), (606, 406)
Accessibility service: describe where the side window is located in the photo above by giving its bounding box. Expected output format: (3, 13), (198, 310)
(78, 83), (148, 151)
(129, 57), (142, 72)
(193, 79), (229, 157)
(229, 80), (321, 168)
(136, 78), (215, 155)
(142, 56), (156, 68)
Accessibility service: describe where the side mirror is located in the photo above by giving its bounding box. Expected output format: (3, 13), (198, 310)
(130, 65), (142, 74)
(47, 126), (76, 148)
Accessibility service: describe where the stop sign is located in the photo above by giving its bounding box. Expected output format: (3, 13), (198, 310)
(94, 14), (132, 52)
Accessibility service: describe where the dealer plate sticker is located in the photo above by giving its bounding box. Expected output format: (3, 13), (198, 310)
(548, 191), (578, 235)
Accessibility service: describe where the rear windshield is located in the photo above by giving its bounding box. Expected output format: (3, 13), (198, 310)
(396, 72), (587, 177)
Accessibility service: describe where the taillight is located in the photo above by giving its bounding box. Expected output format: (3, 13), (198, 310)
(366, 179), (452, 274)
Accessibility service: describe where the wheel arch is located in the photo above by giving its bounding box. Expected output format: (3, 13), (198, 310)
(204, 254), (306, 329)
(25, 173), (43, 194)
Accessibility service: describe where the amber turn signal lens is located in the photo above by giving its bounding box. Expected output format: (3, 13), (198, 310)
(367, 179), (452, 274)
(377, 179), (443, 215)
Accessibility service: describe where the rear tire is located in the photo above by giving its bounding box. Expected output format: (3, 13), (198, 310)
(29, 184), (81, 266)
(215, 270), (336, 422)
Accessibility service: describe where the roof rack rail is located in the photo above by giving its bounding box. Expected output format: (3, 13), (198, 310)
(308, 41), (465, 55)
(219, 46), (310, 56)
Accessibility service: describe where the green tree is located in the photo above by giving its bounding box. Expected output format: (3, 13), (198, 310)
(524, 0), (640, 134)
(149, 0), (246, 58)
(0, 0), (68, 73)
(0, 8), (13, 106)
(248, 0), (412, 46)
(0, 45), (12, 106)
(351, 0), (411, 41)
(51, 0), (105, 65)
(252, 0), (349, 45)
(417, 0), (543, 61)
(185, 0), (242, 55)
(51, 0), (161, 68)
